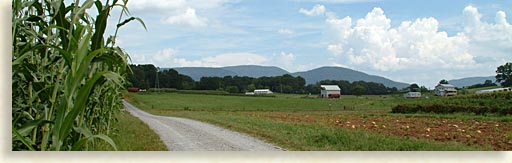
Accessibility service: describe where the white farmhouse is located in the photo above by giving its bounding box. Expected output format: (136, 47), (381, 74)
(254, 89), (273, 95)
(404, 92), (421, 98)
(320, 85), (341, 98)
(435, 84), (457, 96)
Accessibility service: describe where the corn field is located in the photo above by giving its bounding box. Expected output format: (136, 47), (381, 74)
(12, 0), (145, 150)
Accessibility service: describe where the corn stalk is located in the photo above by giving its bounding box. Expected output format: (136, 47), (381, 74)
(12, 0), (146, 151)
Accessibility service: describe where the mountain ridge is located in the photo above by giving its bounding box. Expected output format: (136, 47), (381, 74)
(290, 66), (409, 89)
(448, 76), (496, 88)
(170, 65), (409, 89)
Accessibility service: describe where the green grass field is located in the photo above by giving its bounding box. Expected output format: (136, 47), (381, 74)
(123, 91), (512, 150)
(127, 92), (449, 112)
(92, 110), (167, 151)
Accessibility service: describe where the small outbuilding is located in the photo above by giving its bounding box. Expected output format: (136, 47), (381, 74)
(254, 89), (273, 95)
(127, 87), (139, 92)
(404, 92), (421, 98)
(475, 87), (511, 94)
(320, 85), (341, 98)
(435, 84), (457, 96)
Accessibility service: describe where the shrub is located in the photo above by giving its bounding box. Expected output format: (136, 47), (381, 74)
(391, 92), (512, 116)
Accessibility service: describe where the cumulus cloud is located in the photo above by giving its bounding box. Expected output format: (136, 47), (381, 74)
(137, 48), (270, 68)
(324, 5), (512, 86)
(462, 6), (512, 61)
(299, 0), (378, 4)
(201, 53), (269, 67)
(325, 7), (479, 72)
(127, 0), (234, 27)
(163, 8), (207, 27)
(279, 52), (296, 70)
(278, 28), (296, 35)
(299, 4), (326, 16)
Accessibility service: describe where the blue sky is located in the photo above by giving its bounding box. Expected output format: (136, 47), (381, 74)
(108, 0), (512, 88)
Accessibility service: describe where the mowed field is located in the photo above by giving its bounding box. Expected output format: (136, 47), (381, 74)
(124, 91), (512, 150)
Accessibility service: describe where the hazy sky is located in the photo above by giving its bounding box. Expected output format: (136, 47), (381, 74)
(108, 0), (512, 88)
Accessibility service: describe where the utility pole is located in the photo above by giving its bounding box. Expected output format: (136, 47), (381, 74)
(155, 67), (160, 93)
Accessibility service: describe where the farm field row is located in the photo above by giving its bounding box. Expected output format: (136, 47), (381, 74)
(125, 92), (512, 150)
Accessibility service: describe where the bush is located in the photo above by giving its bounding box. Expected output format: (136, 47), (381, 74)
(391, 92), (512, 116)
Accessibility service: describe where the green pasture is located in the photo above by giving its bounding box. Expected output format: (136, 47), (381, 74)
(123, 92), (499, 150)
(127, 92), (447, 112)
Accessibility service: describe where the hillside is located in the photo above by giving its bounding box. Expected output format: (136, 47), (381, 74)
(221, 65), (289, 77)
(173, 65), (289, 80)
(291, 66), (409, 89)
(449, 76), (495, 88)
(171, 65), (409, 89)
(172, 67), (237, 81)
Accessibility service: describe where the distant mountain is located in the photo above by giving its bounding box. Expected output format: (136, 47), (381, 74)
(172, 65), (288, 80)
(221, 65), (289, 77)
(171, 65), (409, 89)
(291, 66), (409, 89)
(172, 67), (237, 81)
(449, 76), (496, 88)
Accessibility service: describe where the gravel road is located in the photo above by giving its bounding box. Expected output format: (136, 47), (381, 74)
(123, 100), (282, 151)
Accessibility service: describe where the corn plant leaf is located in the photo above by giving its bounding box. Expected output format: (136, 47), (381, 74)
(71, 134), (117, 151)
(12, 127), (35, 151)
(14, 119), (52, 139)
(71, 138), (89, 151)
(91, 2), (110, 51)
(54, 1), (70, 49)
(103, 71), (123, 86)
(59, 71), (108, 144)
(72, 0), (95, 24)
(91, 134), (118, 151)
(116, 17), (147, 31)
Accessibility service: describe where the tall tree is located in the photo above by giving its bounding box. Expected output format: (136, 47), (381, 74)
(351, 85), (366, 96)
(409, 83), (420, 92)
(419, 86), (429, 92)
(496, 62), (512, 87)
(483, 80), (495, 87)
(439, 79), (449, 84)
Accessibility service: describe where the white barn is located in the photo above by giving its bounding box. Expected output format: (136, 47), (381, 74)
(320, 85), (341, 98)
(435, 84), (457, 96)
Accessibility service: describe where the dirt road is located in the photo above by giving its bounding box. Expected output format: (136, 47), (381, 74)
(123, 101), (282, 151)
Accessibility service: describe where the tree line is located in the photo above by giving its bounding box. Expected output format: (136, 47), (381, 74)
(127, 64), (401, 95)
(306, 80), (399, 95)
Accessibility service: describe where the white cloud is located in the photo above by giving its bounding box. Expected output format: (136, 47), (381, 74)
(327, 44), (343, 56)
(138, 49), (270, 68)
(298, 0), (379, 3)
(150, 48), (180, 67)
(163, 8), (207, 27)
(325, 6), (512, 87)
(278, 28), (296, 35)
(279, 52), (296, 70)
(299, 4), (326, 16)
(463, 6), (512, 61)
(202, 53), (269, 67)
(127, 0), (234, 27)
(325, 7), (477, 71)
(128, 0), (233, 11)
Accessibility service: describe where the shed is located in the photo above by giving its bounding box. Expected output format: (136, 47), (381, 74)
(404, 92), (421, 98)
(475, 87), (511, 94)
(320, 85), (341, 98)
(127, 87), (139, 92)
(435, 84), (457, 96)
(254, 89), (273, 95)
